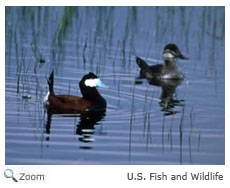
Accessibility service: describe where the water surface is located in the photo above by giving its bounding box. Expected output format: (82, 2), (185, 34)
(5, 7), (225, 164)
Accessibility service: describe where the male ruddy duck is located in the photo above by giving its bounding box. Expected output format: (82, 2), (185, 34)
(44, 71), (107, 114)
(136, 44), (189, 80)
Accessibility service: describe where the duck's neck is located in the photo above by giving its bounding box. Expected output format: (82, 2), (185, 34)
(164, 59), (177, 68)
(83, 89), (106, 105)
(82, 89), (99, 100)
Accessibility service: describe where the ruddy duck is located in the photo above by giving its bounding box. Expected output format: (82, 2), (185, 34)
(136, 44), (189, 80)
(44, 71), (107, 114)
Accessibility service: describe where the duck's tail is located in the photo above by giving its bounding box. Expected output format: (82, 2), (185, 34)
(47, 71), (54, 94)
(136, 57), (149, 70)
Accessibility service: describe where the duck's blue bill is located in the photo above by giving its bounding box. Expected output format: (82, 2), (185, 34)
(96, 79), (109, 88)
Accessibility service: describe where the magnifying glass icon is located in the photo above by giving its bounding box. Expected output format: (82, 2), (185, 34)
(4, 169), (18, 182)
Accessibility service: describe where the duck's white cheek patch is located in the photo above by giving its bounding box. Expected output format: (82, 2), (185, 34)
(85, 78), (99, 87)
(163, 52), (174, 59)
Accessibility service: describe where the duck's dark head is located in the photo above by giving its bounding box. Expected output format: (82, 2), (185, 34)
(79, 72), (107, 107)
(162, 43), (189, 62)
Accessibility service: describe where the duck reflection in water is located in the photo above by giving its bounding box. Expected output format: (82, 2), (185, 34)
(44, 71), (107, 145)
(135, 77), (184, 115)
(76, 110), (106, 146)
(135, 44), (188, 115)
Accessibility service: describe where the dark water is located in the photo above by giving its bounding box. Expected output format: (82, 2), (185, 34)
(5, 7), (225, 164)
